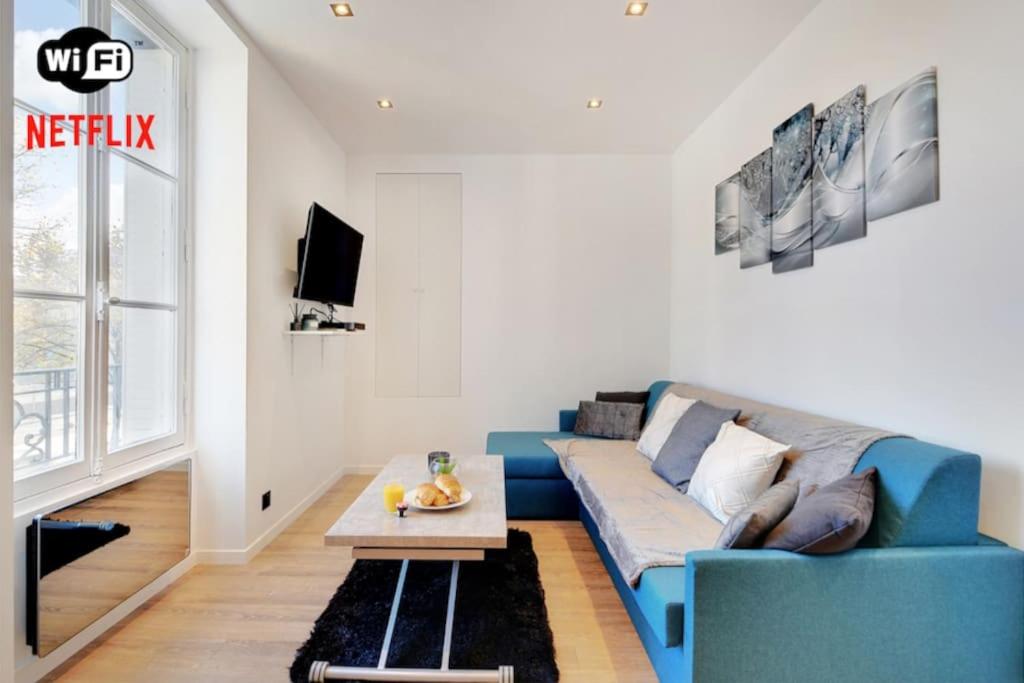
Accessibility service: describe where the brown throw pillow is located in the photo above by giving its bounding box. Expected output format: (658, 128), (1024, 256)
(714, 480), (800, 549)
(596, 390), (651, 421)
(595, 390), (649, 405)
(763, 468), (877, 554)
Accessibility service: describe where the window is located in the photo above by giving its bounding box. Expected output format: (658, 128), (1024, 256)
(11, 0), (187, 497)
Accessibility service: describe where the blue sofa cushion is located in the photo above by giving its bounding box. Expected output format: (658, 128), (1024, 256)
(486, 431), (579, 479)
(633, 566), (687, 648)
(504, 478), (579, 519)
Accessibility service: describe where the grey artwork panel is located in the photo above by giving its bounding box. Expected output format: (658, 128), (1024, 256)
(714, 173), (740, 254)
(865, 67), (939, 221)
(771, 103), (814, 273)
(813, 85), (867, 248)
(739, 148), (772, 269)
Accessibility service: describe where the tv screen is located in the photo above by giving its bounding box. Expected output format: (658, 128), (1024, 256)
(295, 203), (364, 307)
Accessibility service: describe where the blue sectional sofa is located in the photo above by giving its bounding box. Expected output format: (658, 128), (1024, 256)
(486, 380), (1024, 683)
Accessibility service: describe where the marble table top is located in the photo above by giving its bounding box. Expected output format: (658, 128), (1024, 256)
(325, 454), (508, 553)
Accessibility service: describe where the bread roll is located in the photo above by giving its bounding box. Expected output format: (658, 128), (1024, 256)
(415, 483), (445, 507)
(434, 474), (462, 503)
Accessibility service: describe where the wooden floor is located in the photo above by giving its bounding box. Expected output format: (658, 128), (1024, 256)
(46, 475), (657, 682)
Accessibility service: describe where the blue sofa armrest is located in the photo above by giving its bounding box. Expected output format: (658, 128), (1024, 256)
(684, 546), (1024, 683)
(559, 409), (577, 432)
(856, 437), (980, 547)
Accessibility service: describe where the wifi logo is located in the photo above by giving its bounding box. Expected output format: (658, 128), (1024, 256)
(37, 26), (134, 94)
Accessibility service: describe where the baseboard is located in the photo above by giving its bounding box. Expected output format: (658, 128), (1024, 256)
(192, 547), (249, 565)
(195, 464), (350, 565)
(15, 552), (197, 683)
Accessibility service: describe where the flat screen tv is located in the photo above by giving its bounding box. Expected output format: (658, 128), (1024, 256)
(294, 202), (364, 307)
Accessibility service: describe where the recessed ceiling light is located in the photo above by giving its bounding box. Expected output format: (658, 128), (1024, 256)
(377, 99), (394, 110)
(625, 2), (648, 16)
(330, 3), (353, 17)
(586, 98), (603, 109)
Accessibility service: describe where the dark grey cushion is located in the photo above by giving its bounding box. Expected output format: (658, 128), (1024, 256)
(596, 391), (650, 421)
(651, 401), (741, 490)
(574, 401), (644, 440)
(763, 467), (877, 554)
(715, 480), (800, 549)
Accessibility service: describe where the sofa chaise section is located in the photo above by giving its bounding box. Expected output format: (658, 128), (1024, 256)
(485, 429), (580, 519)
(486, 382), (673, 520)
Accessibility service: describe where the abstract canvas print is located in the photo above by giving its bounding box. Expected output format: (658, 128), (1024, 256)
(714, 173), (740, 254)
(771, 104), (814, 273)
(813, 85), (867, 248)
(865, 67), (939, 221)
(739, 149), (772, 269)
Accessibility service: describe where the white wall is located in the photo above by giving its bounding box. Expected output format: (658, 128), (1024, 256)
(181, 0), (350, 558)
(344, 154), (672, 467)
(669, 0), (1024, 545)
(243, 48), (348, 548)
(187, 0), (249, 554)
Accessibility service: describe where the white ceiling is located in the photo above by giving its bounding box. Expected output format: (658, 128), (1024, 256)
(217, 0), (820, 154)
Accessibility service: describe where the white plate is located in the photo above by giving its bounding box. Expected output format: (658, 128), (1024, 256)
(404, 488), (473, 511)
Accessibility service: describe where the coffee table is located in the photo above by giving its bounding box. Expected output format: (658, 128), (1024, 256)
(312, 455), (511, 683)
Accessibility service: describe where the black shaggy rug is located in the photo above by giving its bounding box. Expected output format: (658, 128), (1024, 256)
(291, 529), (558, 682)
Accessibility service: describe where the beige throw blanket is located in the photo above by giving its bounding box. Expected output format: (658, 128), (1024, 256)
(544, 438), (722, 586)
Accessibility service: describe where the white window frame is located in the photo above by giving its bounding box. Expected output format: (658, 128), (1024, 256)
(13, 0), (190, 499)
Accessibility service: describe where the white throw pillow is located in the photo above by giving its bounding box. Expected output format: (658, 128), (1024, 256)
(687, 422), (790, 523)
(636, 393), (696, 460)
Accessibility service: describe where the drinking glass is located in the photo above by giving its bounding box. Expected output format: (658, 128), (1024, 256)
(382, 482), (405, 513)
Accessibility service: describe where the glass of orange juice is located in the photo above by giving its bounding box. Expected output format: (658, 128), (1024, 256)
(383, 481), (405, 514)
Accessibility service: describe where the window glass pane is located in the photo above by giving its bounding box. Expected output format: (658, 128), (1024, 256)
(110, 9), (176, 175)
(14, 0), (83, 115)
(13, 297), (83, 476)
(14, 106), (82, 294)
(108, 306), (176, 452)
(109, 156), (177, 304)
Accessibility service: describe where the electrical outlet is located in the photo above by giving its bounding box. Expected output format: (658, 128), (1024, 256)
(262, 490), (271, 510)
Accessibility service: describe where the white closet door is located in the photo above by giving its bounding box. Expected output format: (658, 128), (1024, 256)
(375, 174), (420, 397)
(417, 174), (462, 397)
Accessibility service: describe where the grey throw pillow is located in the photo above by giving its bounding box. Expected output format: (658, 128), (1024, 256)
(651, 401), (741, 490)
(714, 480), (800, 549)
(763, 467), (877, 554)
(574, 401), (644, 440)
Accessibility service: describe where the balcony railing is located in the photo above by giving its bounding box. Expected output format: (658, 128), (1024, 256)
(13, 365), (123, 471)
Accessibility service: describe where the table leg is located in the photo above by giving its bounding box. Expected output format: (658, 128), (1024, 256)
(308, 558), (514, 683)
(378, 559), (410, 669)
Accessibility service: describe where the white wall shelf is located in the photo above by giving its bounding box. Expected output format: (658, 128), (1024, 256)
(284, 329), (363, 337)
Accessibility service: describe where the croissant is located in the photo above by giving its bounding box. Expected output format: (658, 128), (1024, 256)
(434, 474), (462, 503)
(415, 483), (446, 507)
